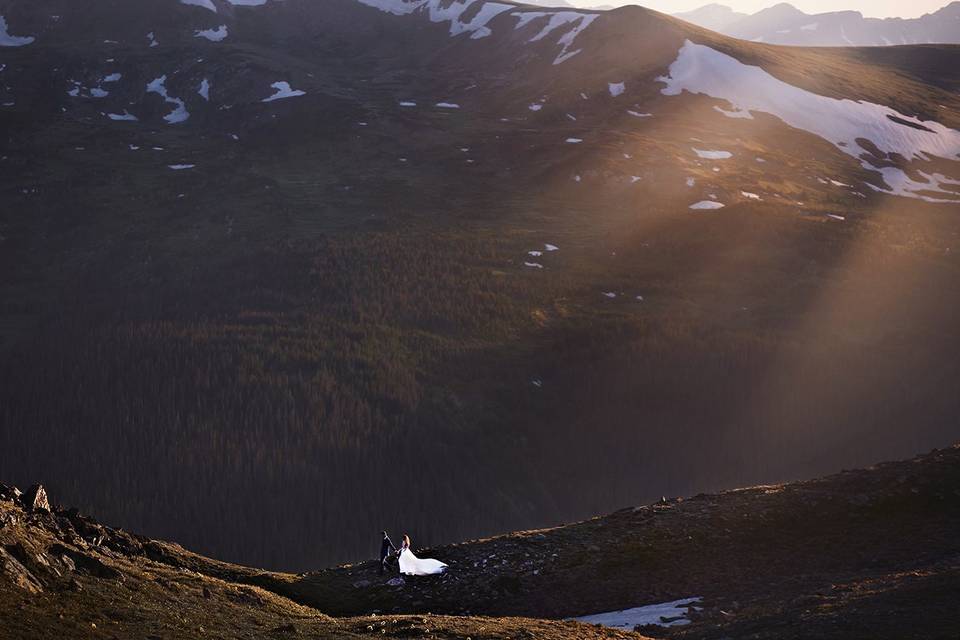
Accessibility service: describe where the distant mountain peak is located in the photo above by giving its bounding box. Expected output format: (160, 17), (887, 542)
(674, 2), (748, 31)
(677, 0), (960, 47)
(755, 2), (805, 18)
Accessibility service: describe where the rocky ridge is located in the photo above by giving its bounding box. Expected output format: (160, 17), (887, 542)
(4, 444), (959, 638)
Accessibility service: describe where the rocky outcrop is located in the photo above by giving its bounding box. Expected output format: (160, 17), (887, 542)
(23, 484), (50, 513)
(0, 545), (44, 594)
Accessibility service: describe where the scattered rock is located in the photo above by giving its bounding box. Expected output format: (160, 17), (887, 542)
(0, 483), (23, 504)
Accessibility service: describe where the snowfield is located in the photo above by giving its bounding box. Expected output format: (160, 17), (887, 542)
(659, 40), (960, 202)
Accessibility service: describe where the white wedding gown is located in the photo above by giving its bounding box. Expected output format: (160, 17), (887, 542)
(398, 547), (447, 576)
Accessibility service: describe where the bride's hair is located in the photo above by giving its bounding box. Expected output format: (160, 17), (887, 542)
(403, 534), (411, 547)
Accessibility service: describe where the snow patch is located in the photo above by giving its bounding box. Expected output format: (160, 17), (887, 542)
(0, 15), (35, 46)
(106, 110), (138, 121)
(693, 148), (732, 160)
(690, 200), (725, 210)
(714, 105), (753, 119)
(660, 40), (960, 203)
(262, 81), (305, 102)
(196, 25), (228, 41)
(180, 0), (217, 12)
(198, 78), (211, 101)
(608, 82), (625, 97)
(357, 1), (513, 40)
(573, 598), (702, 630)
(512, 10), (599, 65)
(146, 75), (190, 124)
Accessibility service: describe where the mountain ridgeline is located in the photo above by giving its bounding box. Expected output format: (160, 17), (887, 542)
(675, 1), (960, 47)
(1, 0), (959, 572)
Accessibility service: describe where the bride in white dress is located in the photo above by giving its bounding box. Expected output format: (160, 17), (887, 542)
(397, 534), (447, 576)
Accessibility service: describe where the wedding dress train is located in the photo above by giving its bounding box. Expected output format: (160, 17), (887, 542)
(398, 547), (447, 576)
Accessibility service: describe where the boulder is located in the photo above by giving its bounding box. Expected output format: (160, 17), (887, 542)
(24, 485), (50, 512)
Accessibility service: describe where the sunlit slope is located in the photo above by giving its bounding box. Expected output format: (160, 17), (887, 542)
(0, 0), (958, 572)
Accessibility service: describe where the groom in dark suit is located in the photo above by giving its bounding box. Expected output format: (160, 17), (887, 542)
(380, 531), (397, 575)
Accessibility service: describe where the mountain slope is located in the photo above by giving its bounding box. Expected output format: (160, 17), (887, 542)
(3, 445), (959, 638)
(676, 1), (960, 47)
(1, 0), (960, 572)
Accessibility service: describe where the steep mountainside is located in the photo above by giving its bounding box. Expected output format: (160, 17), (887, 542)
(1, 0), (959, 572)
(3, 445), (959, 638)
(676, 1), (960, 46)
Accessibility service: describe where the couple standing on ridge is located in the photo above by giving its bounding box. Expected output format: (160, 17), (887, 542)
(380, 531), (447, 576)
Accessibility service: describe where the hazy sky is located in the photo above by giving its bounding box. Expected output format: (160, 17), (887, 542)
(570, 0), (952, 19)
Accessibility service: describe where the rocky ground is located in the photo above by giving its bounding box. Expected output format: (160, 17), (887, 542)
(3, 444), (959, 638)
(0, 489), (641, 640)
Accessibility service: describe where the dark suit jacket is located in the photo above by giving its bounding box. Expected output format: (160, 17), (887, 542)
(380, 536), (397, 559)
